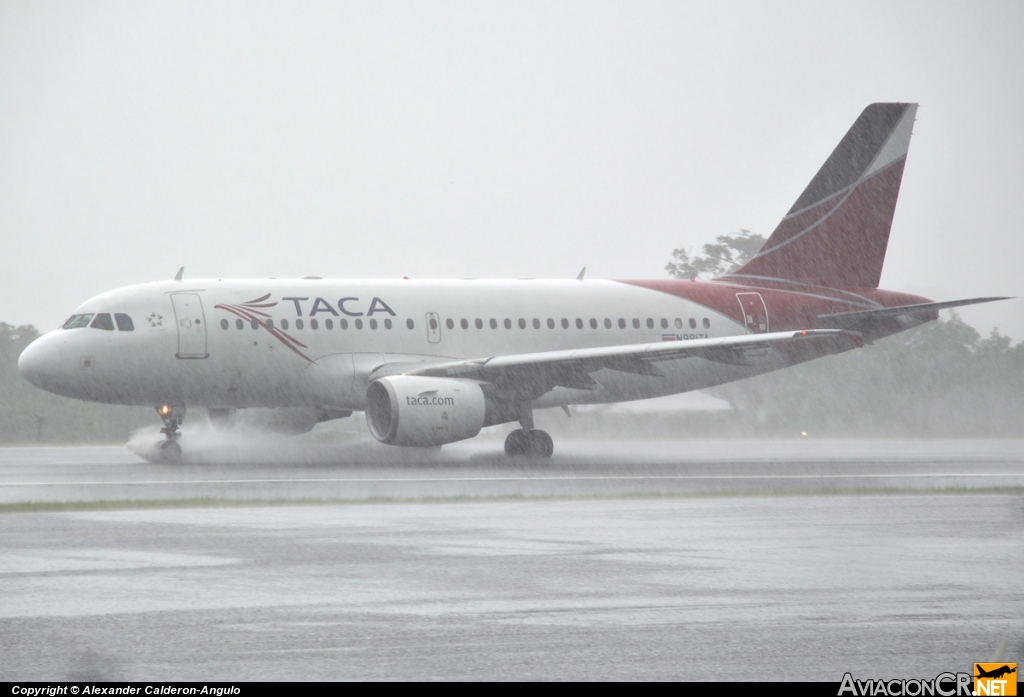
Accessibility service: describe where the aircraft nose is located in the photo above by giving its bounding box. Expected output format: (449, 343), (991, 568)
(18, 334), (65, 393)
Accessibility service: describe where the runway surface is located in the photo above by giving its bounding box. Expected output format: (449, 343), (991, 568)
(1, 440), (1023, 680)
(3, 438), (1024, 503)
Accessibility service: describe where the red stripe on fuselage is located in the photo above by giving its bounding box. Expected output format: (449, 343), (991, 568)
(618, 279), (932, 332)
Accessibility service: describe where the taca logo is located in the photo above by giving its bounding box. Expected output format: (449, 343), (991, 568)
(406, 396), (455, 407)
(281, 296), (395, 318)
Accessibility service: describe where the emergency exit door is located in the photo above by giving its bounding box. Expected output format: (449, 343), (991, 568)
(171, 293), (209, 358)
(735, 292), (769, 334)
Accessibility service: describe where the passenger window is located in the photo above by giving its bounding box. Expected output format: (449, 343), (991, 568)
(461, 319), (469, 329)
(281, 319), (289, 330)
(446, 318), (454, 330)
(236, 319), (244, 330)
(90, 313), (115, 331)
(266, 319), (275, 330)
(661, 318), (668, 329)
(548, 319), (555, 329)
(518, 318), (526, 329)
(325, 319), (333, 330)
(703, 318), (711, 329)
(355, 319), (363, 330)
(405, 319), (413, 329)
(675, 318), (683, 329)
(311, 319), (318, 330)
(561, 318), (569, 329)
(384, 319), (392, 329)
(489, 319), (497, 329)
(251, 319), (259, 330)
(590, 318), (598, 329)
(504, 319), (512, 329)
(429, 317), (438, 330)
(618, 318), (626, 329)
(646, 318), (654, 329)
(115, 313), (134, 331)
(475, 318), (483, 329)
(532, 318), (540, 329)
(295, 319), (304, 330)
(604, 318), (612, 329)
(689, 318), (697, 329)
(576, 319), (584, 329)
(370, 319), (378, 329)
(632, 318), (639, 329)
(343, 319), (350, 330)
(220, 319), (229, 330)
(62, 314), (95, 329)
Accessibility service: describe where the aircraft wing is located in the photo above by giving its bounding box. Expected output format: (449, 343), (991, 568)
(370, 329), (863, 399)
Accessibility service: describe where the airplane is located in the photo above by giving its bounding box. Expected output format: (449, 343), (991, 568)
(975, 665), (1016, 680)
(17, 102), (1008, 463)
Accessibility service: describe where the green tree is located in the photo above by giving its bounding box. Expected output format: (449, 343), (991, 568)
(665, 230), (766, 279)
(707, 312), (1024, 437)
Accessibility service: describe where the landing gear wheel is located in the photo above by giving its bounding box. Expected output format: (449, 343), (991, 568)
(504, 429), (554, 459)
(159, 439), (182, 464)
(527, 430), (554, 458)
(504, 429), (531, 456)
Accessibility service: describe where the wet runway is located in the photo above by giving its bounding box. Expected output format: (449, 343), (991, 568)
(3, 438), (1024, 504)
(1, 441), (1023, 680)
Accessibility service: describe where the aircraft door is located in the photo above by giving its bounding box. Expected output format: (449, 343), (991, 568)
(735, 293), (769, 334)
(425, 312), (442, 344)
(171, 293), (209, 358)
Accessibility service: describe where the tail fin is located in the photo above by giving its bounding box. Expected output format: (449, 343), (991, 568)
(730, 103), (917, 288)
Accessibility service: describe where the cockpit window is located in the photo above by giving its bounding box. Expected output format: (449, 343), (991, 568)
(62, 314), (94, 329)
(90, 313), (115, 330)
(115, 313), (135, 331)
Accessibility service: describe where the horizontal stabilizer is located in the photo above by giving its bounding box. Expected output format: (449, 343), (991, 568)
(817, 296), (1012, 328)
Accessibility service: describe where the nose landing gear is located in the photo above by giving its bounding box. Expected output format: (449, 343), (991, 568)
(503, 404), (554, 458)
(156, 404), (185, 463)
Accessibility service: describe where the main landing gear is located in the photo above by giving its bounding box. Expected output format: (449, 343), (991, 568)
(504, 429), (554, 458)
(156, 404), (184, 464)
(503, 404), (554, 458)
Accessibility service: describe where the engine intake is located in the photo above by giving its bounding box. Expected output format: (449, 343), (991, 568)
(366, 376), (487, 447)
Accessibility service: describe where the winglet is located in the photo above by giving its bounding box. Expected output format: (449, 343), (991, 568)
(576, 267), (586, 281)
(173, 266), (184, 282)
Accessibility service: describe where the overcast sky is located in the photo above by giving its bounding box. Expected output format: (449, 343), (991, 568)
(2, 1), (1021, 338)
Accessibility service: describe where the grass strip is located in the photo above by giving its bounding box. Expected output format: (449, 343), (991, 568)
(1, 485), (1022, 514)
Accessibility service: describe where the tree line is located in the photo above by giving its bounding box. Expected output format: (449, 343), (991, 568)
(659, 230), (1024, 438)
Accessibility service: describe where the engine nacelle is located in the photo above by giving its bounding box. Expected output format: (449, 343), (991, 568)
(365, 376), (486, 447)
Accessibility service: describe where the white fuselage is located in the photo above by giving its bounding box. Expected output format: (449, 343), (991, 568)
(19, 278), (754, 413)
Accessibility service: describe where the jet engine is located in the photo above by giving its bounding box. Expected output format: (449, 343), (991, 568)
(365, 376), (486, 447)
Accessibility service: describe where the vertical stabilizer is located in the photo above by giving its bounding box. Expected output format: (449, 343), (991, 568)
(730, 103), (917, 288)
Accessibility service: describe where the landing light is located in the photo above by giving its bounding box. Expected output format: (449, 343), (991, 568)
(801, 431), (808, 437)
(159, 404), (172, 416)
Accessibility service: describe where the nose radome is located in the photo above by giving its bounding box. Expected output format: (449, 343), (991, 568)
(18, 334), (64, 393)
